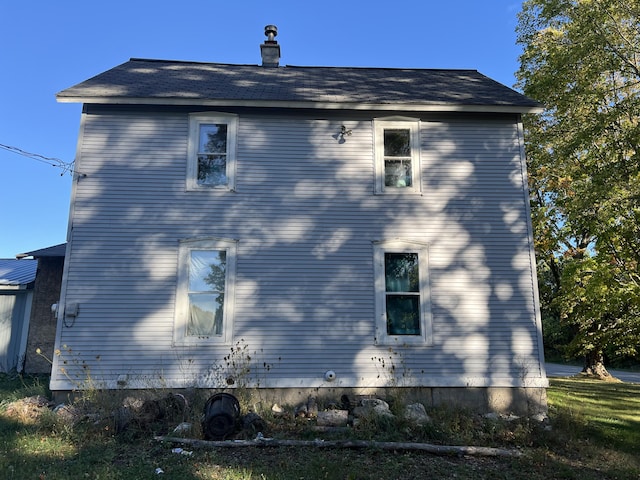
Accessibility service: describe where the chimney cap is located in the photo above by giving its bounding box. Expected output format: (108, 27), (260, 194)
(264, 25), (278, 42)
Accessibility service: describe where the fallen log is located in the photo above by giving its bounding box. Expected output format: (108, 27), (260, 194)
(154, 435), (522, 457)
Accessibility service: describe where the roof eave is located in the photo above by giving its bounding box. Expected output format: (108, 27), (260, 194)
(56, 96), (543, 114)
(0, 284), (27, 290)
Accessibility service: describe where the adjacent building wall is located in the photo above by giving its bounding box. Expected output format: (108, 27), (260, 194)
(0, 290), (33, 372)
(24, 256), (64, 373)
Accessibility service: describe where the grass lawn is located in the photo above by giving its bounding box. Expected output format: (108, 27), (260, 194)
(1, 373), (639, 479)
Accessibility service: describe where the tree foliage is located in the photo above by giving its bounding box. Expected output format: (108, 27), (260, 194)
(516, 0), (640, 374)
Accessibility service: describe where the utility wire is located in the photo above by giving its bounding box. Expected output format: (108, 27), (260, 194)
(0, 143), (75, 176)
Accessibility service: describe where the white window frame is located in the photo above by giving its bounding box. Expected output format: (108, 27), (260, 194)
(174, 237), (237, 346)
(187, 113), (238, 191)
(373, 117), (422, 194)
(373, 240), (432, 346)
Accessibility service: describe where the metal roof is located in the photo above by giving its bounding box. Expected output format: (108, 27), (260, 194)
(57, 58), (542, 114)
(0, 259), (37, 287)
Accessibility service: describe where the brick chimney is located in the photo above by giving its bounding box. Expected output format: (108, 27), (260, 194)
(261, 25), (280, 67)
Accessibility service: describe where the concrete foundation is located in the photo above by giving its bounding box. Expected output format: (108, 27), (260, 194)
(52, 386), (547, 416)
(248, 386), (548, 416)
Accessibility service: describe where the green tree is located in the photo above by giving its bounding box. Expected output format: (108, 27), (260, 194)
(516, 0), (640, 377)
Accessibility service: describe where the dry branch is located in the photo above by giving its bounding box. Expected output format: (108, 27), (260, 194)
(155, 435), (522, 457)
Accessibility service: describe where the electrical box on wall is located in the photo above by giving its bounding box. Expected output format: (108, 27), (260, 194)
(65, 303), (79, 317)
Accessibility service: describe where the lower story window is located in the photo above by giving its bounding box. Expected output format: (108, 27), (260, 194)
(174, 238), (237, 345)
(385, 252), (421, 335)
(374, 241), (432, 345)
(187, 249), (226, 336)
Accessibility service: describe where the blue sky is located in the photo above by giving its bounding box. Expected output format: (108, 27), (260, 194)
(0, 0), (524, 258)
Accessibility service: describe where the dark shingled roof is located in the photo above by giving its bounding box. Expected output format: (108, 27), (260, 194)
(57, 58), (541, 113)
(16, 243), (66, 259)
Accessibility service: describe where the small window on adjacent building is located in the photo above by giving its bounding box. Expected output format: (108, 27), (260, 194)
(174, 238), (237, 345)
(373, 240), (432, 345)
(374, 119), (421, 194)
(187, 113), (238, 191)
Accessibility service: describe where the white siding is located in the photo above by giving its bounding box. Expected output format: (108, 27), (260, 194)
(51, 111), (545, 390)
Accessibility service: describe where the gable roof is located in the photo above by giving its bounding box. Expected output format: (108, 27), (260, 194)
(57, 58), (542, 114)
(0, 259), (37, 287)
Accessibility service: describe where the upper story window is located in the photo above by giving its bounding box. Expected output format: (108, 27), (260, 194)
(374, 118), (421, 194)
(174, 237), (237, 346)
(187, 113), (238, 191)
(373, 240), (432, 346)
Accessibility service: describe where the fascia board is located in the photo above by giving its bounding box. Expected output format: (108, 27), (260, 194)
(56, 96), (544, 114)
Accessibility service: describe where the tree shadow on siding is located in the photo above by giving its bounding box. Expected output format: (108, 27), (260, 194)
(53, 107), (544, 416)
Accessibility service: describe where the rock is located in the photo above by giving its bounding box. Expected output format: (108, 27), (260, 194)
(317, 410), (349, 427)
(116, 394), (188, 433)
(54, 404), (83, 426)
(483, 412), (521, 422)
(530, 413), (549, 423)
(242, 413), (267, 433)
(353, 398), (394, 419)
(172, 422), (193, 434)
(361, 398), (389, 410)
(295, 396), (319, 418)
(122, 396), (145, 412)
(271, 404), (285, 416)
(403, 403), (431, 425)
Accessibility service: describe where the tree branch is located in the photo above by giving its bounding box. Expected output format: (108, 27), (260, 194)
(154, 435), (523, 457)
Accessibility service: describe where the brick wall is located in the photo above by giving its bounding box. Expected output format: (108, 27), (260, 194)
(23, 256), (64, 374)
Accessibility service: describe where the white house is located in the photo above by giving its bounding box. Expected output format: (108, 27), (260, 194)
(52, 27), (547, 413)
